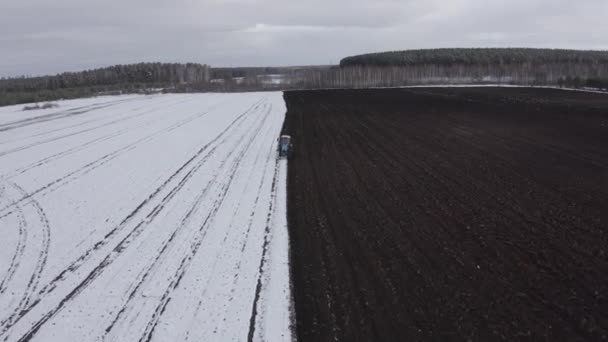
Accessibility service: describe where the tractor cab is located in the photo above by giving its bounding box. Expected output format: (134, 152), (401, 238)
(278, 135), (294, 159)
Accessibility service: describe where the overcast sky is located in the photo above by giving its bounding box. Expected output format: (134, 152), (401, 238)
(1, 0), (607, 77)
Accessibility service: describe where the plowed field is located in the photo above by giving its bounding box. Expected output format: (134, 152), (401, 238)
(283, 87), (608, 341)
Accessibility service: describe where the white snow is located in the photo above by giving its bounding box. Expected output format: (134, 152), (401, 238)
(400, 84), (608, 94)
(294, 84), (608, 94)
(0, 93), (292, 342)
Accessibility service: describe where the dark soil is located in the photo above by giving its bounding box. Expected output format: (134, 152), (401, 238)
(283, 87), (608, 342)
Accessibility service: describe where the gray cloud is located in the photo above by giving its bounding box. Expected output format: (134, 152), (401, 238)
(1, 0), (607, 76)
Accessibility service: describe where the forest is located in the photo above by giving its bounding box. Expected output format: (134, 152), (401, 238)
(340, 48), (608, 67)
(0, 63), (210, 106)
(324, 48), (608, 89)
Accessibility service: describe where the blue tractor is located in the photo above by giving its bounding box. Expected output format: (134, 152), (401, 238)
(277, 135), (294, 159)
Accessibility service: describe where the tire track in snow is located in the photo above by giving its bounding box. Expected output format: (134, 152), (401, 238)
(103, 101), (272, 341)
(3, 98), (268, 341)
(0, 148), (133, 216)
(0, 181), (51, 335)
(0, 97), (226, 216)
(36, 97), (264, 297)
(0, 96), (191, 159)
(136, 107), (272, 342)
(0, 96), (192, 174)
(6, 95), (218, 179)
(0, 96), (184, 148)
(0, 102), (110, 132)
(9, 132), (125, 177)
(0, 96), (144, 133)
(183, 111), (277, 342)
(0, 203), (28, 295)
(247, 156), (281, 342)
(102, 120), (254, 336)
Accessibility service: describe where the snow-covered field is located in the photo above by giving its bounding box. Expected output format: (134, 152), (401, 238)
(0, 93), (292, 342)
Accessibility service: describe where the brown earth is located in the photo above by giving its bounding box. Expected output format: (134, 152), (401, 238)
(282, 87), (608, 342)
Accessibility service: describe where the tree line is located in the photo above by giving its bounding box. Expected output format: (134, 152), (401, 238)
(291, 63), (608, 90)
(340, 48), (608, 67)
(0, 63), (210, 106)
(281, 48), (608, 90)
